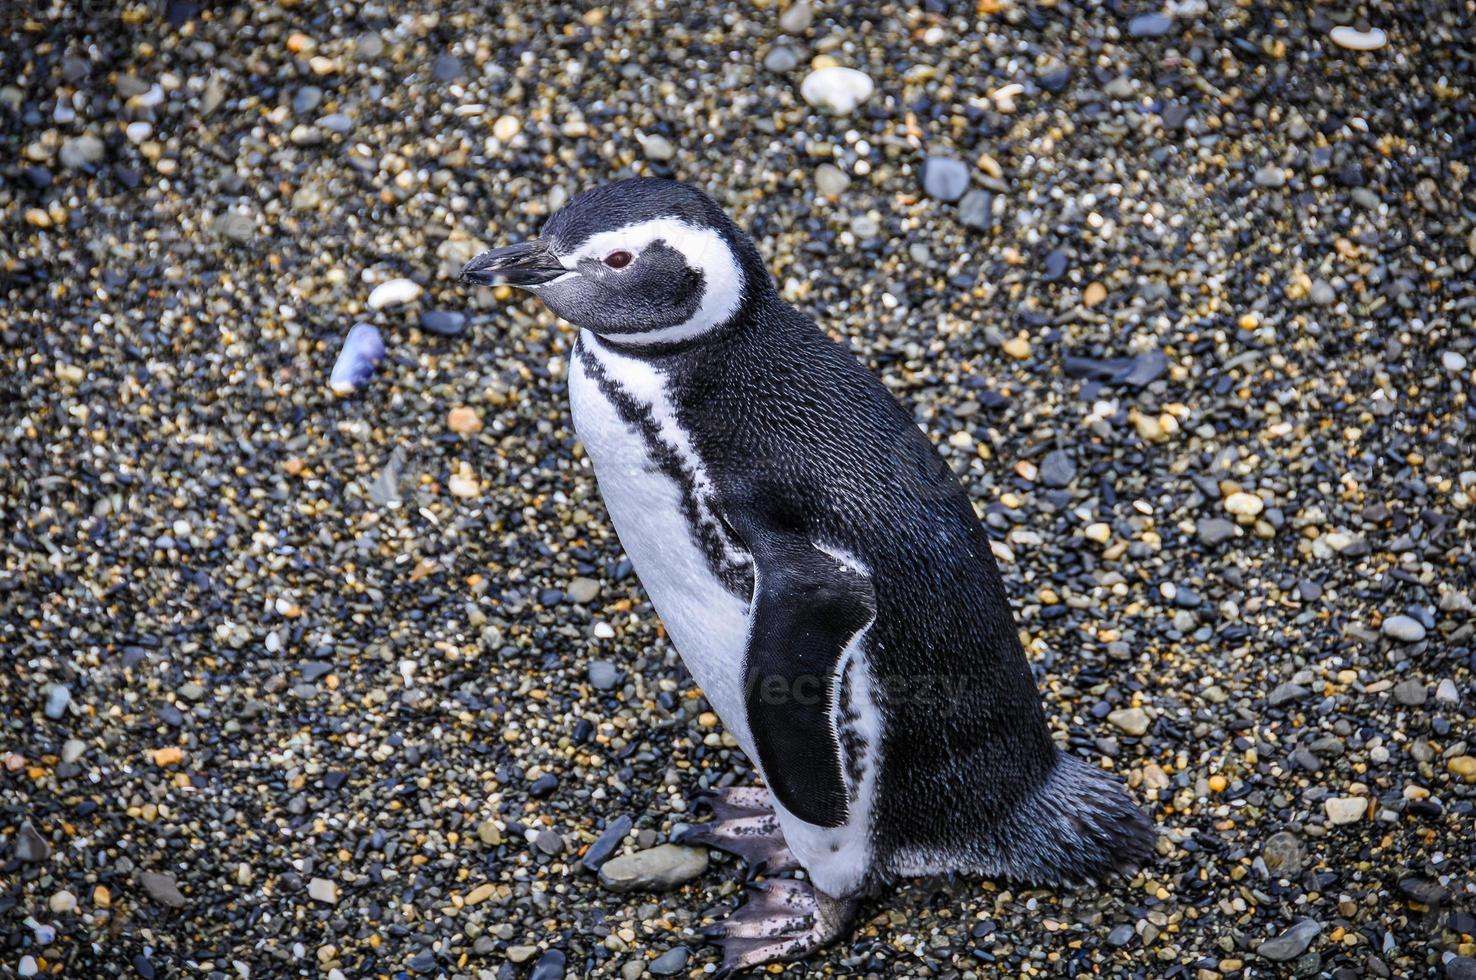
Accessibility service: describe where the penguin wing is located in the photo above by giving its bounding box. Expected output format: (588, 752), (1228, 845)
(740, 526), (875, 828)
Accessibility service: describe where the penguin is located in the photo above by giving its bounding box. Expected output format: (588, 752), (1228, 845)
(461, 178), (1155, 974)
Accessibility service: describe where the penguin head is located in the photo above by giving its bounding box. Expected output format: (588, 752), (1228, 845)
(462, 178), (771, 346)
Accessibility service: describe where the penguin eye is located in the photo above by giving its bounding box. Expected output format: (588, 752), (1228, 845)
(603, 250), (633, 269)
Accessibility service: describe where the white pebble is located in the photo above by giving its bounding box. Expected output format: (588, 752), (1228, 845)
(367, 277), (423, 310)
(1330, 26), (1387, 51)
(1442, 350), (1467, 373)
(1224, 491), (1265, 517)
(126, 121), (153, 143)
(800, 67), (874, 115)
(308, 877), (339, 904)
(49, 889), (78, 913)
(19, 956), (39, 978)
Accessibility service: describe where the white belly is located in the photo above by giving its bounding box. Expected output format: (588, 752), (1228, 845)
(568, 334), (756, 757)
(568, 332), (879, 895)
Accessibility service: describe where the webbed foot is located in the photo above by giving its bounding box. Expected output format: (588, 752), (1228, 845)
(704, 877), (858, 977)
(679, 786), (800, 875)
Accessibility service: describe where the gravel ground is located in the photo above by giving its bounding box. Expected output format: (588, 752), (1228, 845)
(3, 1), (1474, 978)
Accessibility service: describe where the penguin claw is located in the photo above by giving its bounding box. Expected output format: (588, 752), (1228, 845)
(681, 792), (800, 873)
(703, 878), (859, 975)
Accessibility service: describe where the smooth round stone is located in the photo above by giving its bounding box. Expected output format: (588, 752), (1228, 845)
(1442, 350), (1468, 373)
(418, 310), (467, 336)
(125, 121), (153, 143)
(318, 112), (353, 134)
(763, 45), (799, 73)
(329, 323), (385, 395)
(432, 54), (464, 82)
(1107, 924), (1135, 946)
(920, 156), (970, 202)
(638, 132), (675, 162)
(778, 0), (812, 33)
(649, 947), (690, 976)
(588, 660), (619, 690)
(850, 214), (880, 238)
(815, 163), (850, 196)
(800, 67), (873, 114)
(1381, 615), (1426, 643)
(49, 889), (78, 913)
(1128, 12), (1173, 37)
(44, 683), (71, 720)
(1310, 279), (1336, 305)
(493, 114), (521, 141)
(292, 86), (322, 114)
(18, 957), (38, 978)
(367, 278), (422, 309)
(1329, 26), (1387, 51)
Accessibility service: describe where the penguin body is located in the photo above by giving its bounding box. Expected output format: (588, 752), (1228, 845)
(463, 178), (1155, 968)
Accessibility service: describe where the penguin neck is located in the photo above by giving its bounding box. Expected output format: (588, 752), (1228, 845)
(588, 277), (782, 363)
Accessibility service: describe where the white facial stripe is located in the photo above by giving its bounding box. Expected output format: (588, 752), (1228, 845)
(558, 217), (744, 345)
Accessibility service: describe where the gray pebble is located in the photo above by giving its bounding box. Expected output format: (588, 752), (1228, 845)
(598, 844), (707, 892)
(138, 871), (188, 908)
(588, 660), (620, 690)
(1257, 919), (1321, 961)
(43, 684), (71, 720)
(920, 156), (970, 203)
(1381, 615), (1426, 643)
(649, 946), (690, 975)
(1037, 450), (1076, 488)
(15, 822), (50, 863)
(763, 45), (799, 73)
(433, 54), (464, 83)
(1267, 682), (1309, 708)
(292, 86), (322, 115)
(419, 310), (467, 336)
(212, 211), (255, 244)
(318, 112), (353, 135)
(1107, 924), (1135, 946)
(1196, 518), (1236, 546)
(957, 188), (993, 231)
(1128, 12), (1173, 37)
(1392, 679), (1427, 706)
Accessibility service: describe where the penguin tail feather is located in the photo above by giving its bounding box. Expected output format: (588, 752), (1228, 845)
(991, 752), (1157, 886)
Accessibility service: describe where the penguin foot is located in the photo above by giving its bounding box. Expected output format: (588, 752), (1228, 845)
(704, 878), (858, 977)
(680, 787), (799, 874)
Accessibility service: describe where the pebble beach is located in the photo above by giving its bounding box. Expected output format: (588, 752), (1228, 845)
(3, 1), (1474, 978)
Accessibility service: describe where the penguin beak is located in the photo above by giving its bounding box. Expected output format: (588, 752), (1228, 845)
(460, 239), (569, 287)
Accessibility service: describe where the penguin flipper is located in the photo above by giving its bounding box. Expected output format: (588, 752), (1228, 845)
(739, 528), (875, 829)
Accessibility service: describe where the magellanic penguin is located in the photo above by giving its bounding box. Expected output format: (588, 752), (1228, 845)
(462, 178), (1156, 974)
